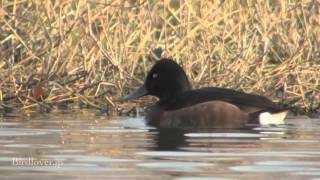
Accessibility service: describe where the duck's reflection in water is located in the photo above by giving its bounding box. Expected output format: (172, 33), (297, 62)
(149, 125), (290, 151)
(151, 128), (188, 150)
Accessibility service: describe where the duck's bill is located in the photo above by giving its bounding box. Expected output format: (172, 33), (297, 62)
(121, 85), (148, 101)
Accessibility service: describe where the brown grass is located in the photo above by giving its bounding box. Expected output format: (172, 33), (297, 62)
(0, 0), (319, 115)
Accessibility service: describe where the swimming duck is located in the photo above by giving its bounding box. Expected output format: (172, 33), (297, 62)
(123, 59), (288, 128)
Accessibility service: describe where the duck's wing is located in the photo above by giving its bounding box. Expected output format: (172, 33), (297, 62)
(161, 87), (282, 112)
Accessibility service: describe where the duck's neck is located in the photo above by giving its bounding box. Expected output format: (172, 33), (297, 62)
(157, 88), (191, 109)
(158, 83), (192, 104)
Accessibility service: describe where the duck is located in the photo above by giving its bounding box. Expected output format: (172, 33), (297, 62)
(122, 58), (288, 128)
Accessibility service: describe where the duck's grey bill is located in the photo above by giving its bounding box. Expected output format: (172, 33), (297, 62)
(122, 85), (148, 101)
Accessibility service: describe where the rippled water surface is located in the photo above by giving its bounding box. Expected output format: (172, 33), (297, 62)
(0, 110), (320, 179)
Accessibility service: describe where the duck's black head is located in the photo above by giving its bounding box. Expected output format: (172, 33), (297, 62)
(123, 59), (191, 100)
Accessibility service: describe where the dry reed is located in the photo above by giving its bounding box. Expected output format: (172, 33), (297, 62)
(0, 0), (319, 115)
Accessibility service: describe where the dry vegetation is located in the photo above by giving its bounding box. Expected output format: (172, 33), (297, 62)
(0, 0), (319, 115)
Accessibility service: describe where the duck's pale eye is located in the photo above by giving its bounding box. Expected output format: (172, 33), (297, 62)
(152, 73), (158, 79)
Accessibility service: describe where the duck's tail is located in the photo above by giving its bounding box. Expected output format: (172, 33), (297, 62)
(248, 109), (289, 125)
(258, 110), (288, 125)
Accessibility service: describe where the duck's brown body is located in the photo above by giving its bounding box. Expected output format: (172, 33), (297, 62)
(147, 101), (248, 128)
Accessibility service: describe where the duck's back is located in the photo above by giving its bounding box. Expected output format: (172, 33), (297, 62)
(159, 87), (281, 113)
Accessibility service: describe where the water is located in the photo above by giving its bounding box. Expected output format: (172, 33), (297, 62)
(0, 110), (320, 179)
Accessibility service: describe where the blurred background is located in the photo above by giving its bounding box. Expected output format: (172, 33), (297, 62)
(0, 0), (319, 114)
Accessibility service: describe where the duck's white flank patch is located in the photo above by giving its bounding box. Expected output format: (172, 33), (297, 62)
(259, 111), (288, 125)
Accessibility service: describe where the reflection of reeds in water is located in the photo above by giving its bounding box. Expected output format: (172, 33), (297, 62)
(0, 1), (319, 114)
